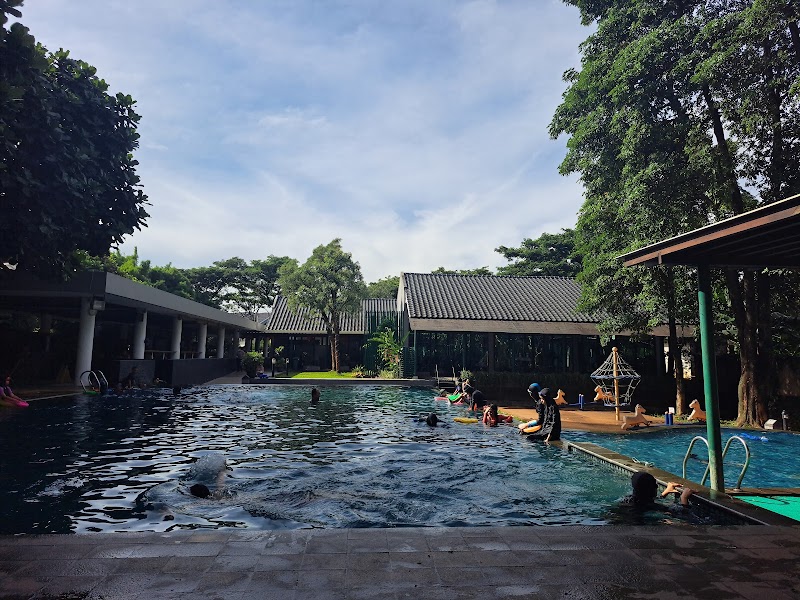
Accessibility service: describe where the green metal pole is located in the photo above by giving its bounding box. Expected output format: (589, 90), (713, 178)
(697, 265), (725, 492)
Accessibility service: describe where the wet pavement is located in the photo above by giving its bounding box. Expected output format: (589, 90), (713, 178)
(2, 525), (800, 599)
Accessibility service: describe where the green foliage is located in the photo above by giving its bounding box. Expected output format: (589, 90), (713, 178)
(368, 327), (407, 378)
(459, 369), (474, 382)
(366, 275), (399, 298)
(185, 255), (290, 316)
(496, 229), (582, 277)
(432, 267), (494, 276)
(553, 0), (800, 425)
(242, 351), (263, 378)
(1, 6), (148, 279)
(278, 239), (367, 372)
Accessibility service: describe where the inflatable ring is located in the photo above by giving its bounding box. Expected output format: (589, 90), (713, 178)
(522, 424), (543, 434)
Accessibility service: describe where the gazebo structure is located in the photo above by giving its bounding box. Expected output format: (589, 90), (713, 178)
(620, 193), (800, 492)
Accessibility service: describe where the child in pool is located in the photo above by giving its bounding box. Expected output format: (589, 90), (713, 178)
(482, 404), (513, 427)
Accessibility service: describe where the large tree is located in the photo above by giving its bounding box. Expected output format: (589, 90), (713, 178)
(496, 229), (582, 277)
(185, 255), (290, 316)
(278, 239), (367, 372)
(553, 0), (800, 425)
(366, 275), (399, 299)
(0, 1), (148, 279)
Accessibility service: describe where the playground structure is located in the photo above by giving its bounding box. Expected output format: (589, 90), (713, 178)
(590, 347), (641, 422)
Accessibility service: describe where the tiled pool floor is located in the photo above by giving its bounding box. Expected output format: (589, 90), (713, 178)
(2, 525), (800, 599)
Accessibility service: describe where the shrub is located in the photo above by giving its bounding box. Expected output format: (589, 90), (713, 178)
(242, 352), (264, 378)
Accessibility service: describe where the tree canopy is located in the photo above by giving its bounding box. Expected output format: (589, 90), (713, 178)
(278, 239), (367, 372)
(552, 0), (800, 424)
(366, 275), (399, 299)
(496, 229), (582, 277)
(1, 1), (148, 279)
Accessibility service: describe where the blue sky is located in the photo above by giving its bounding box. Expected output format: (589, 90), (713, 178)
(17, 0), (589, 282)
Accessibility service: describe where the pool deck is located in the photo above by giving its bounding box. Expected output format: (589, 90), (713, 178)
(3, 525), (800, 599)
(5, 376), (800, 598)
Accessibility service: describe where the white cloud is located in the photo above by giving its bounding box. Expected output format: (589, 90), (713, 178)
(16, 0), (589, 283)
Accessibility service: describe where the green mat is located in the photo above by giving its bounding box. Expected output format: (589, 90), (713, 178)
(739, 496), (800, 521)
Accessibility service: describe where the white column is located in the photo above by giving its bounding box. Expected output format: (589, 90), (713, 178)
(133, 311), (147, 359)
(171, 316), (183, 359)
(217, 326), (226, 358)
(197, 322), (208, 359)
(74, 297), (96, 385)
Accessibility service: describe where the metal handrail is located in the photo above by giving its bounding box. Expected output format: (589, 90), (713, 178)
(701, 435), (751, 491)
(683, 434), (751, 492)
(682, 436), (710, 480)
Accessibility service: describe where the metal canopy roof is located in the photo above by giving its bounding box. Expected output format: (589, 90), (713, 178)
(621, 194), (800, 268)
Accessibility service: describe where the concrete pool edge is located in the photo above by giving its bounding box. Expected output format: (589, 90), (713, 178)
(565, 441), (799, 527)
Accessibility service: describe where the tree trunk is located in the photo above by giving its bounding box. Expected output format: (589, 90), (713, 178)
(332, 322), (341, 373)
(727, 271), (768, 427)
(756, 271), (774, 423)
(704, 86), (769, 426)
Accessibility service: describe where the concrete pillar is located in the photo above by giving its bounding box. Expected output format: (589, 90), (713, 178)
(74, 297), (97, 385)
(233, 330), (240, 353)
(197, 322), (207, 359)
(217, 326), (226, 358)
(132, 311), (147, 360)
(171, 316), (183, 360)
(655, 336), (665, 376)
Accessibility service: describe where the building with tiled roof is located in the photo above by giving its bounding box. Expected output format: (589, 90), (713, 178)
(400, 273), (599, 334)
(398, 273), (668, 379)
(259, 274), (670, 380)
(263, 296), (397, 371)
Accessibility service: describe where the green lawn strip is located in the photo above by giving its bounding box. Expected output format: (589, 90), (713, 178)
(275, 371), (357, 379)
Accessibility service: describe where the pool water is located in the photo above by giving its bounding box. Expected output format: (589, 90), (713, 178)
(568, 427), (800, 489)
(0, 385), (644, 533)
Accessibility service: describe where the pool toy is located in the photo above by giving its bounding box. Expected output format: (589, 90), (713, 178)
(621, 404), (650, 430)
(522, 424), (542, 434)
(688, 399), (706, 422)
(739, 432), (769, 442)
(434, 396), (450, 401)
(0, 396), (28, 408)
(454, 417), (479, 424)
(555, 389), (568, 406)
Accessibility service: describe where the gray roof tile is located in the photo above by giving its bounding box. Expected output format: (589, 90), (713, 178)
(265, 296), (396, 334)
(402, 273), (597, 323)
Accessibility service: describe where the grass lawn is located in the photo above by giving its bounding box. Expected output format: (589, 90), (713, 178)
(274, 371), (358, 379)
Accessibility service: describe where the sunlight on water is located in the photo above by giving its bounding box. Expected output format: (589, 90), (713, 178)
(2, 385), (647, 533)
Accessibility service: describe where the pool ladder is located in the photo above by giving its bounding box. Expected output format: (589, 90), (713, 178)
(79, 370), (108, 395)
(682, 435), (751, 492)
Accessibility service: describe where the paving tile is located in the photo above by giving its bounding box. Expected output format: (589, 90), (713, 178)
(162, 555), (216, 573)
(346, 552), (391, 572)
(348, 536), (390, 553)
(388, 551), (434, 569)
(33, 574), (102, 596)
(296, 567), (347, 589)
(195, 569), (253, 592)
(385, 531), (430, 553)
(247, 568), (300, 591)
(305, 532), (349, 554)
(209, 553), (260, 571)
(255, 553), (306, 571)
(302, 552), (350, 570)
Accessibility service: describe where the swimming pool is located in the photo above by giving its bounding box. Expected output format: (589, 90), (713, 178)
(1, 385), (647, 533)
(568, 427), (800, 489)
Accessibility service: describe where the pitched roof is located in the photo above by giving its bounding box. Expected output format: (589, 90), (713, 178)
(401, 273), (597, 324)
(265, 296), (396, 334)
